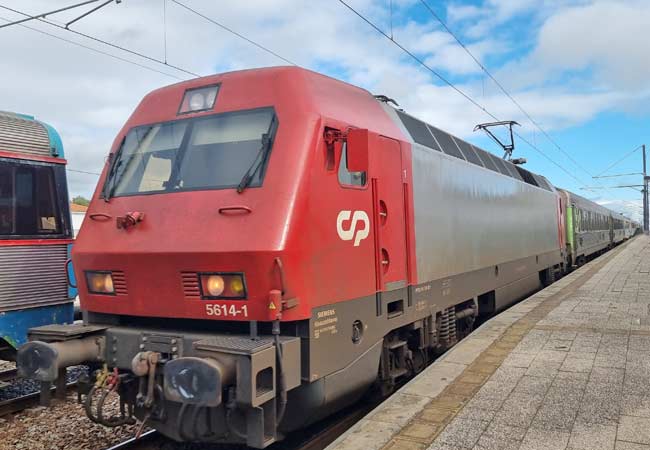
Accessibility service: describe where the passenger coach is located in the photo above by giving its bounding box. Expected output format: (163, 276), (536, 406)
(0, 111), (74, 360)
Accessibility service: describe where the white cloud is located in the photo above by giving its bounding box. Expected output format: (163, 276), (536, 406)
(0, 0), (648, 199)
(596, 198), (644, 223)
(533, 0), (650, 92)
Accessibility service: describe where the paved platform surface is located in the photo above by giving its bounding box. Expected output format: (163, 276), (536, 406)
(328, 235), (650, 450)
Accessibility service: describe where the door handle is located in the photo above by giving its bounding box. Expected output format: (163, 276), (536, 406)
(89, 213), (112, 221)
(218, 206), (252, 215)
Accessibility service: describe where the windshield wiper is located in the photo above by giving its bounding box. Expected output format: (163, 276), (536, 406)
(102, 149), (123, 202)
(104, 151), (138, 201)
(237, 133), (272, 194)
(237, 117), (277, 194)
(103, 128), (157, 201)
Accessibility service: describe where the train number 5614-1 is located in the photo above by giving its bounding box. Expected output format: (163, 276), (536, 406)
(205, 304), (248, 317)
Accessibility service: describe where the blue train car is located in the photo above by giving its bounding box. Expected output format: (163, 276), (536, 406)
(0, 111), (74, 360)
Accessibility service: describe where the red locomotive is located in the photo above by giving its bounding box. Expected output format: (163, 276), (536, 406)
(17, 67), (630, 447)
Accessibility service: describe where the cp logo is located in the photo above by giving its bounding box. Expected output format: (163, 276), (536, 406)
(336, 210), (370, 247)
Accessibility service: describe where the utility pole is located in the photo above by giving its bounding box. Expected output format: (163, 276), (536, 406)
(641, 144), (648, 234)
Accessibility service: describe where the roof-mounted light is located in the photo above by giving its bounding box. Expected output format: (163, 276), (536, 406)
(178, 84), (219, 115)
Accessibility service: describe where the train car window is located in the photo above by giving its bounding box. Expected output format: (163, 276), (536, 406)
(395, 111), (440, 150)
(0, 164), (12, 234)
(338, 142), (367, 187)
(0, 161), (61, 236)
(453, 137), (483, 167)
(108, 107), (277, 197)
(428, 126), (466, 160)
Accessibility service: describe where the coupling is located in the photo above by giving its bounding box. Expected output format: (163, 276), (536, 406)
(17, 336), (104, 382)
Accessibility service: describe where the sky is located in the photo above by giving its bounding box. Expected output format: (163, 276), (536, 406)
(1, 0), (648, 221)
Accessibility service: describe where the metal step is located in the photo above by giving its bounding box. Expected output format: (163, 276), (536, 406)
(387, 339), (408, 350)
(389, 367), (409, 379)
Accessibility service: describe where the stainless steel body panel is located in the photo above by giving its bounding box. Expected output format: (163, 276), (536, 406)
(379, 103), (561, 284)
(409, 142), (560, 283)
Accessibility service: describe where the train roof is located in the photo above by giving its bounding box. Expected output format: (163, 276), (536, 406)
(556, 188), (635, 221)
(123, 66), (548, 196)
(0, 111), (64, 159)
(386, 107), (554, 192)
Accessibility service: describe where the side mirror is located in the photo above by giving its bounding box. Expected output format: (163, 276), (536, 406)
(346, 128), (369, 172)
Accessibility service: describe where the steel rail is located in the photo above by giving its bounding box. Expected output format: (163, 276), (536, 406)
(103, 430), (158, 450)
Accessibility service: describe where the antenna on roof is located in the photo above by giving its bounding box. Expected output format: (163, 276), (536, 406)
(473, 120), (521, 161)
(373, 94), (399, 107)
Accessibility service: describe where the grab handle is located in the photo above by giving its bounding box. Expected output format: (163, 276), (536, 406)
(218, 206), (252, 215)
(65, 258), (77, 289)
(89, 213), (112, 221)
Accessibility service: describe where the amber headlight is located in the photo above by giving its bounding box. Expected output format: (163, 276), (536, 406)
(199, 273), (246, 299)
(85, 271), (115, 295)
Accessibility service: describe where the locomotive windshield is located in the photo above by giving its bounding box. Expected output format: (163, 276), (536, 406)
(104, 107), (277, 198)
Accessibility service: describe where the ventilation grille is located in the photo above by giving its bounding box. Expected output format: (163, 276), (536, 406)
(111, 271), (128, 296)
(0, 113), (52, 157)
(0, 244), (69, 312)
(181, 272), (201, 298)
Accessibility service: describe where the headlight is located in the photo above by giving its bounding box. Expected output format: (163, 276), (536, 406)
(188, 92), (205, 111)
(204, 275), (224, 297)
(199, 273), (246, 299)
(178, 85), (219, 114)
(85, 271), (115, 295)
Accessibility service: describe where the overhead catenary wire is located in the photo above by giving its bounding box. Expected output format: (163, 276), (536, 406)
(0, 15), (186, 80)
(0, 4), (201, 78)
(593, 172), (643, 179)
(593, 145), (643, 178)
(163, 0), (168, 64)
(418, 0), (590, 176)
(68, 168), (102, 176)
(336, 0), (591, 189)
(337, 0), (643, 214)
(2, 1), (640, 215)
(416, 0), (642, 211)
(65, 0), (115, 29)
(0, 0), (100, 30)
(169, 0), (297, 66)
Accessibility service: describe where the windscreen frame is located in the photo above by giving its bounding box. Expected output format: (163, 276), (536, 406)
(0, 157), (72, 240)
(102, 106), (279, 199)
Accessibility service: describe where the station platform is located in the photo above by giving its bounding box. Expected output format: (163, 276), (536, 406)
(328, 235), (650, 450)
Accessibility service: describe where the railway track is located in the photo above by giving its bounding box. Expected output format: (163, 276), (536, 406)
(281, 403), (376, 450)
(103, 431), (159, 450)
(98, 402), (373, 450)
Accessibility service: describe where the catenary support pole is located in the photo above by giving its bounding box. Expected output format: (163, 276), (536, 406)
(641, 144), (648, 234)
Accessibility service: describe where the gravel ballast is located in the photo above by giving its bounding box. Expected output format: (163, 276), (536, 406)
(0, 391), (140, 450)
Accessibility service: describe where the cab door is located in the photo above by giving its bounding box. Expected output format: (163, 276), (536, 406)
(369, 135), (409, 316)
